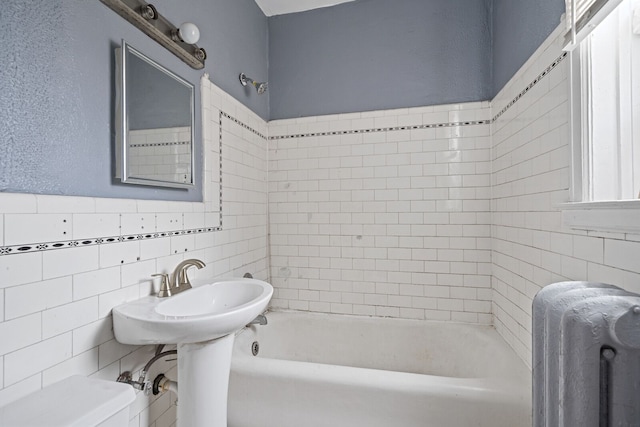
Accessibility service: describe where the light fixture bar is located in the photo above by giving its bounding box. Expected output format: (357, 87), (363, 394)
(100, 0), (205, 69)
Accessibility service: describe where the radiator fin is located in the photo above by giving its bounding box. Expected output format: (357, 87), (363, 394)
(533, 281), (640, 427)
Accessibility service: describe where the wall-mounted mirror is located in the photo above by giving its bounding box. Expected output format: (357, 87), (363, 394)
(116, 40), (195, 188)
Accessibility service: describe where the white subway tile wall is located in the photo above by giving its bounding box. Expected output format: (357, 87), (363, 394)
(4, 214), (71, 246)
(6, 277), (72, 320)
(268, 102), (494, 323)
(128, 127), (192, 184)
(0, 76), (268, 426)
(491, 24), (640, 367)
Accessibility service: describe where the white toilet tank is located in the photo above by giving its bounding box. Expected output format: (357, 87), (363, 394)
(0, 376), (136, 427)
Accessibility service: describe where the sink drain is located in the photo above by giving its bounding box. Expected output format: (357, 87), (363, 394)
(251, 341), (259, 356)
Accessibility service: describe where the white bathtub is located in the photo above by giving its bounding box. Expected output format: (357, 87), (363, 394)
(228, 311), (531, 427)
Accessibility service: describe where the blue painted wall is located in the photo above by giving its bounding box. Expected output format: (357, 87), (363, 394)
(0, 0), (267, 201)
(127, 49), (192, 130)
(491, 0), (565, 96)
(268, 0), (493, 120)
(0, 0), (567, 199)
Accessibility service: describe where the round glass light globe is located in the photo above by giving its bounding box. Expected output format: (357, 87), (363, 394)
(178, 22), (200, 44)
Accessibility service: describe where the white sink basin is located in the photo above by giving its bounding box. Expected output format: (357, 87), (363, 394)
(112, 278), (273, 345)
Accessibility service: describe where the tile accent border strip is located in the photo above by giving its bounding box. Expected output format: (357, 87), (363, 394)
(216, 111), (267, 229)
(0, 52), (568, 256)
(129, 141), (190, 148)
(218, 111), (225, 229)
(270, 52), (569, 141)
(220, 111), (267, 140)
(0, 109), (260, 257)
(268, 119), (492, 140)
(0, 227), (219, 256)
(491, 52), (568, 123)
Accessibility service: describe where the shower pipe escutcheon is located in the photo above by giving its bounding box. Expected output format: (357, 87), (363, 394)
(239, 73), (268, 95)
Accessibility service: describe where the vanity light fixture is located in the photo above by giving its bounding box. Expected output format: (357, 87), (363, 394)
(100, 0), (206, 69)
(173, 22), (200, 45)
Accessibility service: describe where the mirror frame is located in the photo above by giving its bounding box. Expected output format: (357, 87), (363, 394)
(115, 40), (196, 189)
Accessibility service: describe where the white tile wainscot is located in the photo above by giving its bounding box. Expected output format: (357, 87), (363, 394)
(490, 22), (640, 367)
(0, 75), (269, 427)
(268, 102), (493, 323)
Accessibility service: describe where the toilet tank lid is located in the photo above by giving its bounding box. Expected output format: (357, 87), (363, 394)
(0, 375), (136, 427)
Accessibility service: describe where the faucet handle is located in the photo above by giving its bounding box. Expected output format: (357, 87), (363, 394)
(152, 274), (172, 298)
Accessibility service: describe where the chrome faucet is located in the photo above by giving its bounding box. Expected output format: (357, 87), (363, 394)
(170, 259), (206, 295)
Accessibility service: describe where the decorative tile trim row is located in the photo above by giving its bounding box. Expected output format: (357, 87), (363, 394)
(129, 141), (190, 148)
(491, 52), (568, 123)
(218, 111), (225, 228)
(216, 110), (268, 226)
(0, 227), (221, 257)
(269, 53), (569, 141)
(220, 111), (267, 140)
(268, 120), (492, 140)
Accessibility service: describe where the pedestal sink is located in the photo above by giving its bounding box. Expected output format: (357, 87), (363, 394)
(112, 278), (273, 427)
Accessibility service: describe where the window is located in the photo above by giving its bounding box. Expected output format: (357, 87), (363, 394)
(563, 0), (640, 232)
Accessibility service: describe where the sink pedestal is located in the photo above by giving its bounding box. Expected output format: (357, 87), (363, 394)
(112, 278), (273, 425)
(177, 334), (235, 427)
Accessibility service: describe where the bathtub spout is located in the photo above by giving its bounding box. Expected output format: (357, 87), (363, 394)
(247, 314), (267, 326)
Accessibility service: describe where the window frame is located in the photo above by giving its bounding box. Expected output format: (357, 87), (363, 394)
(564, 0), (625, 49)
(562, 0), (640, 233)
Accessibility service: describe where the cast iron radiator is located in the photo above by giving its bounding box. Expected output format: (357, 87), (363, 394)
(533, 281), (640, 427)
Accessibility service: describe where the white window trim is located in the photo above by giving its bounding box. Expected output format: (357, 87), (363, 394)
(561, 200), (640, 233)
(562, 0), (640, 234)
